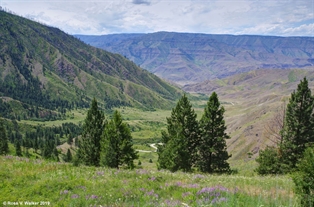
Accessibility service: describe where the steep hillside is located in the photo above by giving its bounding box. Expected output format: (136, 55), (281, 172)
(186, 69), (314, 159)
(0, 11), (181, 120)
(76, 32), (314, 85)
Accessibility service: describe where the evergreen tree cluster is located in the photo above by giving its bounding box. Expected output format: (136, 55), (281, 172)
(157, 93), (231, 173)
(256, 77), (314, 206)
(76, 98), (138, 169)
(4, 121), (81, 160)
(256, 77), (314, 175)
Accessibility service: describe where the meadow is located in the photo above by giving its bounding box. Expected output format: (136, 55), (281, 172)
(0, 155), (299, 207)
(1, 96), (303, 206)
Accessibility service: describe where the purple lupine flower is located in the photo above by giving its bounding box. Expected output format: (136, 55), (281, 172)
(90, 195), (98, 199)
(187, 183), (199, 188)
(211, 197), (218, 204)
(182, 192), (192, 197)
(217, 185), (229, 192)
(219, 197), (228, 202)
(5, 155), (13, 159)
(176, 182), (183, 187)
(193, 174), (205, 179)
(197, 187), (216, 195)
(149, 176), (156, 181)
(96, 171), (104, 176)
(146, 190), (154, 196)
(60, 190), (69, 195)
(164, 199), (182, 206)
(136, 169), (148, 174)
(77, 186), (86, 191)
(197, 186), (229, 195)
(71, 194), (79, 199)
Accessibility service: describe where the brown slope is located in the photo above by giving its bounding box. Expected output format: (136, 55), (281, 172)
(187, 69), (314, 160)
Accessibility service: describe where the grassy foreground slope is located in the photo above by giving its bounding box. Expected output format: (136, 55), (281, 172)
(0, 155), (299, 207)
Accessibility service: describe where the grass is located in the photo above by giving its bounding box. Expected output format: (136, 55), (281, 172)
(1, 94), (303, 206)
(0, 155), (300, 207)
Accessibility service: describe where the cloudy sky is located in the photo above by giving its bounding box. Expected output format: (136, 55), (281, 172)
(1, 0), (313, 36)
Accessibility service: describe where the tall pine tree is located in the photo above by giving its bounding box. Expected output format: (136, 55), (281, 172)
(157, 94), (199, 172)
(76, 98), (105, 166)
(100, 110), (138, 169)
(15, 139), (22, 157)
(197, 92), (231, 173)
(280, 77), (314, 170)
(0, 118), (9, 155)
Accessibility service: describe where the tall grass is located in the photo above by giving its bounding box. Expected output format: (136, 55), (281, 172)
(1, 155), (300, 206)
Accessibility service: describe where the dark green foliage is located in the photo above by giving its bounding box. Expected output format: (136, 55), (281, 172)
(77, 98), (105, 166)
(65, 149), (72, 162)
(280, 77), (314, 170)
(0, 99), (14, 119)
(67, 135), (72, 145)
(157, 94), (199, 172)
(15, 140), (22, 157)
(292, 146), (314, 206)
(197, 92), (231, 173)
(255, 146), (283, 175)
(41, 135), (57, 160)
(101, 110), (138, 169)
(0, 118), (9, 155)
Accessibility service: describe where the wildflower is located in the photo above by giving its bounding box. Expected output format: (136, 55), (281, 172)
(149, 176), (156, 181)
(96, 171), (104, 176)
(71, 194), (79, 199)
(176, 182), (183, 187)
(77, 186), (86, 191)
(60, 190), (69, 195)
(182, 192), (192, 197)
(193, 174), (205, 179)
(90, 195), (98, 199)
(187, 183), (199, 188)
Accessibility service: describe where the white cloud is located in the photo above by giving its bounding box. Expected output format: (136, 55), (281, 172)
(1, 0), (313, 36)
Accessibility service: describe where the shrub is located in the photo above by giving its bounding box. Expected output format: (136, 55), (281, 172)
(255, 146), (283, 175)
(292, 146), (314, 207)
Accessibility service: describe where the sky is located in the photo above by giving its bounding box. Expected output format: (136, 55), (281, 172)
(1, 0), (313, 36)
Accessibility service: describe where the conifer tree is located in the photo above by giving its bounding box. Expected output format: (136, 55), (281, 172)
(33, 136), (38, 153)
(157, 94), (199, 172)
(197, 92), (231, 173)
(66, 149), (72, 162)
(77, 98), (105, 166)
(15, 140), (22, 157)
(67, 134), (72, 145)
(280, 77), (314, 170)
(100, 110), (138, 169)
(0, 118), (9, 155)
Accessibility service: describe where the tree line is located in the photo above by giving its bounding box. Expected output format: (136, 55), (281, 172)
(0, 120), (81, 160)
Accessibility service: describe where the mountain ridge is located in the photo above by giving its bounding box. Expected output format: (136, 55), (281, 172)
(0, 11), (181, 120)
(76, 32), (314, 85)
